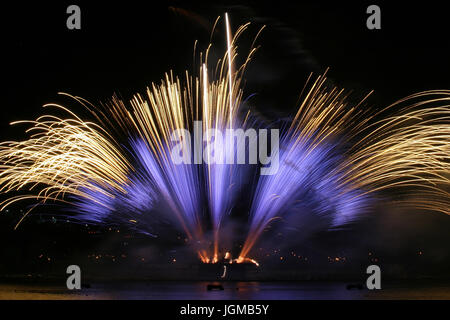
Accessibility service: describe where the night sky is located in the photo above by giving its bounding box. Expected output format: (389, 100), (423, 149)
(1, 1), (449, 280)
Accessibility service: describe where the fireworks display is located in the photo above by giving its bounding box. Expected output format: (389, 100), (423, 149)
(0, 15), (449, 266)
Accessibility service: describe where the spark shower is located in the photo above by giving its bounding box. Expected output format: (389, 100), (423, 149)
(0, 14), (449, 266)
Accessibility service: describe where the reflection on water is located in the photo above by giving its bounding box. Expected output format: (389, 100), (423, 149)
(1, 281), (449, 300)
(1, 281), (365, 300)
(94, 281), (367, 300)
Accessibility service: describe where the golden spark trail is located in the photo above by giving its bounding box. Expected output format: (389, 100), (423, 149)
(238, 74), (450, 261)
(0, 15), (260, 263)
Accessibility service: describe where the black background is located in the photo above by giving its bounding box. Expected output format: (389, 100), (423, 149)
(2, 1), (450, 136)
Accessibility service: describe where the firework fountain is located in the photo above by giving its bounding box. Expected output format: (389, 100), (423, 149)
(0, 15), (449, 267)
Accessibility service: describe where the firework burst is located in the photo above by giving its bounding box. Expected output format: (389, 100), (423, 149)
(0, 16), (449, 265)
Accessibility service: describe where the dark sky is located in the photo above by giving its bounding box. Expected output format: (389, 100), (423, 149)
(0, 1), (449, 279)
(2, 1), (450, 136)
